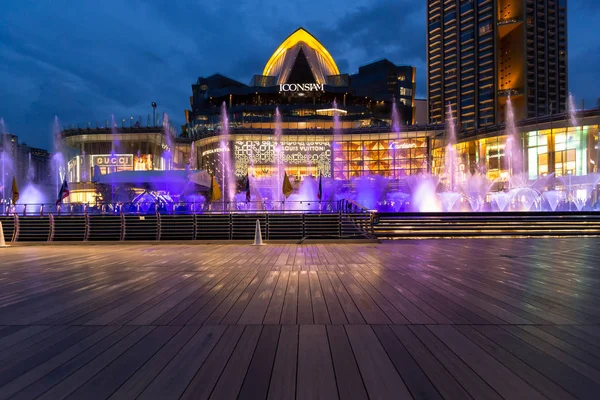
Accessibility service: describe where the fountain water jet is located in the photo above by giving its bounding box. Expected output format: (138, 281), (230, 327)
(274, 108), (285, 202)
(491, 192), (511, 212)
(391, 99), (401, 135)
(189, 142), (197, 169)
(332, 99), (343, 179)
(543, 190), (563, 212)
(0, 118), (14, 203)
(51, 116), (66, 202)
(219, 103), (236, 203)
(443, 104), (458, 192)
(110, 114), (119, 154)
(504, 95), (523, 177)
(568, 93), (579, 128)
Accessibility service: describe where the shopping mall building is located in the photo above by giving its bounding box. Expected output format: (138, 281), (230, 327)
(60, 27), (600, 204)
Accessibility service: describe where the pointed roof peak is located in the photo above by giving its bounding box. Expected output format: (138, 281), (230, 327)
(262, 27), (339, 84)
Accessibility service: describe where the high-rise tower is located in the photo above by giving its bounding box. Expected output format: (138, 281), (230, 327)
(427, 0), (568, 131)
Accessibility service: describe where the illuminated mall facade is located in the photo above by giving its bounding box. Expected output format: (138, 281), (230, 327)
(60, 27), (600, 204)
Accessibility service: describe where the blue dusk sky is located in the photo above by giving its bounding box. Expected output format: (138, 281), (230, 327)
(0, 0), (598, 150)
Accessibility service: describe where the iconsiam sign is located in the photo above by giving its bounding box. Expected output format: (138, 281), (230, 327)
(233, 140), (331, 177)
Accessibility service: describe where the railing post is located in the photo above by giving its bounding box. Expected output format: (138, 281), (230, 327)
(192, 213), (197, 241)
(265, 214), (269, 240)
(302, 213), (305, 238)
(84, 212), (90, 242)
(40, 205), (44, 216)
(156, 212), (161, 241)
(229, 213), (233, 240)
(48, 213), (55, 242)
(23, 204), (27, 217)
(120, 211), (125, 241)
(12, 213), (19, 242)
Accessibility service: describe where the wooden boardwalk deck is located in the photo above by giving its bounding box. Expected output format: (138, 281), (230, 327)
(0, 239), (599, 399)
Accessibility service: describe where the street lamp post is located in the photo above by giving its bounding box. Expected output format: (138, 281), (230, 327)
(152, 102), (157, 127)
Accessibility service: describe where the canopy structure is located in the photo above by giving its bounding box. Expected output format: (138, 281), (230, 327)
(262, 27), (340, 85)
(93, 168), (211, 192)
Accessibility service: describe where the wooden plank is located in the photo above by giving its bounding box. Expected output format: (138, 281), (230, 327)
(35, 326), (151, 400)
(540, 325), (600, 358)
(238, 271), (280, 325)
(138, 325), (226, 399)
(109, 275), (199, 325)
(0, 327), (93, 386)
(325, 271), (365, 324)
(119, 274), (212, 325)
(408, 325), (502, 399)
(209, 325), (263, 399)
(326, 325), (368, 400)
(280, 271), (298, 324)
(382, 271), (486, 324)
(335, 270), (390, 324)
(502, 326), (600, 383)
(189, 270), (256, 325)
(44, 272), (179, 326)
(372, 325), (443, 399)
(456, 325), (576, 400)
(349, 270), (411, 324)
(308, 271), (331, 324)
(268, 325), (298, 400)
(360, 268), (455, 324)
(0, 326), (68, 362)
(220, 271), (269, 324)
(65, 326), (180, 399)
(263, 271), (289, 324)
(150, 270), (234, 324)
(474, 325), (600, 399)
(238, 325), (281, 400)
(180, 325), (245, 400)
(297, 325), (338, 400)
(428, 325), (545, 399)
(8, 326), (135, 400)
(345, 325), (412, 399)
(110, 326), (201, 399)
(0, 326), (50, 353)
(317, 271), (348, 324)
(518, 325), (600, 369)
(0, 326), (119, 400)
(390, 325), (472, 399)
(297, 271), (314, 324)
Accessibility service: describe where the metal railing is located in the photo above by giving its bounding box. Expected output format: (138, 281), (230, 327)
(1, 200), (367, 217)
(0, 198), (377, 242)
(0, 212), (375, 243)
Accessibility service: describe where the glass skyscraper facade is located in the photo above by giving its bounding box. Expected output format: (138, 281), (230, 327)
(427, 0), (568, 131)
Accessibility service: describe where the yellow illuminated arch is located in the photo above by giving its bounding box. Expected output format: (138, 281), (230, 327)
(262, 27), (340, 79)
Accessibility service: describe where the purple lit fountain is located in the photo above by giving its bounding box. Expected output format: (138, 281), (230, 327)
(504, 95), (522, 177)
(0, 118), (14, 203)
(504, 96), (542, 210)
(51, 116), (66, 202)
(189, 141), (197, 169)
(20, 152), (47, 205)
(162, 113), (174, 170)
(274, 107), (285, 203)
(110, 114), (119, 154)
(332, 99), (343, 179)
(219, 102), (236, 203)
(435, 104), (460, 211)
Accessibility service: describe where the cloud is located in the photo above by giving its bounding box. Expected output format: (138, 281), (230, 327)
(0, 0), (598, 151)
